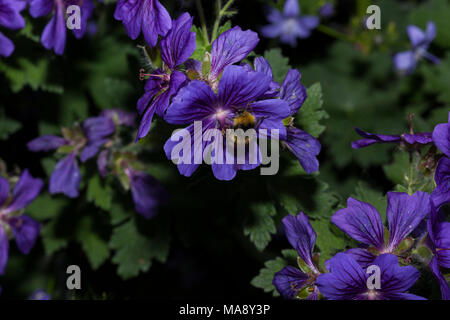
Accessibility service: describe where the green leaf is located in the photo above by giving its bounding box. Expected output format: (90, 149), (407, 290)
(243, 203), (277, 251)
(296, 83), (329, 138)
(76, 216), (110, 270)
(351, 181), (387, 222)
(27, 194), (69, 221)
(0, 113), (21, 140)
(191, 25), (211, 61)
(310, 219), (346, 265)
(40, 219), (69, 256)
(0, 58), (63, 94)
(86, 175), (112, 211)
(263, 48), (290, 83)
(109, 218), (170, 279)
(251, 257), (287, 296)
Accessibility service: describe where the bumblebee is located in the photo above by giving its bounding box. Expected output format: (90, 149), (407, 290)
(232, 110), (256, 130)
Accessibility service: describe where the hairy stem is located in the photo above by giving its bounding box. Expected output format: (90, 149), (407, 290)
(195, 0), (210, 44)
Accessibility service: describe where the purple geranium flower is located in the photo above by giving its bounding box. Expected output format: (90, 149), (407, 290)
(29, 289), (51, 300)
(136, 12), (195, 140)
(29, 0), (94, 55)
(351, 127), (432, 149)
(261, 0), (319, 46)
(316, 253), (425, 300)
(124, 168), (168, 219)
(251, 57), (321, 173)
(432, 112), (450, 158)
(427, 202), (450, 300)
(331, 192), (430, 266)
(0, 170), (43, 274)
(28, 115), (115, 198)
(164, 65), (290, 180)
(0, 0), (26, 57)
(273, 213), (321, 299)
(114, 0), (171, 47)
(393, 22), (440, 75)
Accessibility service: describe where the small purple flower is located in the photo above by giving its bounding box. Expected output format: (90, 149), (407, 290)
(427, 203), (450, 300)
(351, 127), (432, 149)
(29, 289), (51, 300)
(393, 22), (440, 75)
(316, 253), (425, 300)
(432, 112), (450, 158)
(319, 3), (334, 18)
(136, 12), (195, 140)
(0, 170), (42, 274)
(164, 65), (290, 180)
(125, 168), (168, 219)
(273, 213), (321, 299)
(0, 0), (26, 57)
(29, 0), (94, 55)
(331, 192), (430, 266)
(261, 0), (319, 46)
(28, 116), (115, 198)
(114, 0), (171, 47)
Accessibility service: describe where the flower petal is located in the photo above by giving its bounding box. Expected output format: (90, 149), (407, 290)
(210, 26), (259, 80)
(351, 127), (401, 149)
(0, 176), (10, 208)
(284, 127), (321, 174)
(0, 31), (14, 57)
(393, 51), (417, 74)
(129, 170), (168, 219)
(273, 266), (309, 299)
(27, 135), (68, 152)
(160, 12), (196, 69)
(282, 213), (317, 271)
(283, 0), (300, 17)
(218, 65), (271, 108)
(432, 112), (450, 157)
(0, 224), (9, 275)
(41, 3), (66, 55)
(316, 253), (367, 300)
(331, 197), (385, 249)
(6, 169), (43, 213)
(432, 157), (450, 209)
(280, 69), (307, 115)
(386, 191), (430, 251)
(374, 254), (422, 298)
(49, 153), (81, 198)
(8, 215), (40, 254)
(429, 256), (450, 300)
(164, 80), (217, 125)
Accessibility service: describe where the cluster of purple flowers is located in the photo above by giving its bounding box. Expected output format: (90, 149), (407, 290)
(0, 0), (95, 56)
(28, 109), (167, 219)
(274, 113), (450, 300)
(128, 6), (320, 180)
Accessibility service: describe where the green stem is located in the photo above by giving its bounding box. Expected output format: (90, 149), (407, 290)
(211, 0), (236, 42)
(407, 151), (414, 195)
(316, 24), (357, 44)
(195, 0), (210, 44)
